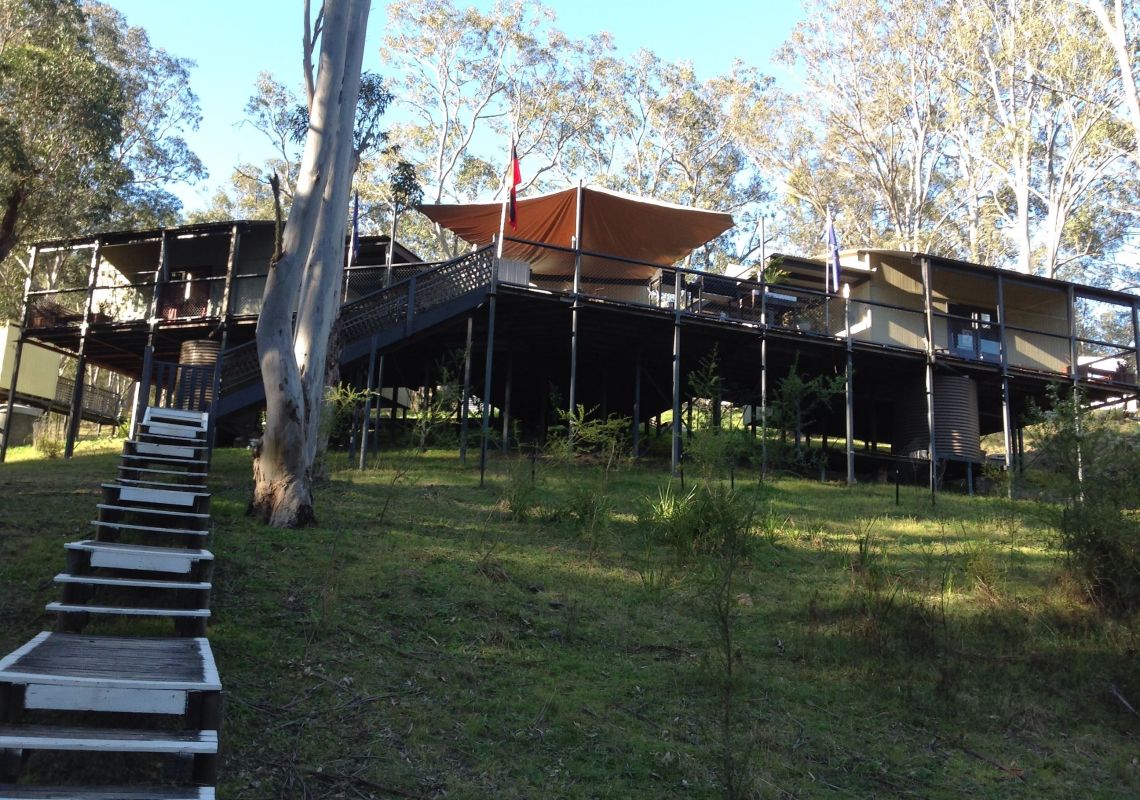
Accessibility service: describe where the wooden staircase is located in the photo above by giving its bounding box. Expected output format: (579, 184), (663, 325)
(215, 244), (498, 419)
(0, 407), (222, 798)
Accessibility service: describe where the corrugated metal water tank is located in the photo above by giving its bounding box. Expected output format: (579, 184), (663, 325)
(176, 339), (220, 408)
(179, 339), (220, 366)
(892, 374), (982, 462)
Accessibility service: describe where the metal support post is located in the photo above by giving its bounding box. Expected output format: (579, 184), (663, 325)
(479, 258), (499, 487)
(65, 240), (103, 458)
(501, 356), (512, 451)
(1, 248), (37, 462)
(632, 357), (641, 458)
(760, 267), (768, 481)
(358, 338), (378, 469)
(671, 268), (683, 476)
(844, 286), (854, 485)
(459, 316), (474, 464)
(920, 256), (936, 504)
(997, 274), (1014, 498)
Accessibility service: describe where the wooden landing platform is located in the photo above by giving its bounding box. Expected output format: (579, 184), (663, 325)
(0, 633), (219, 692)
(0, 786), (215, 799)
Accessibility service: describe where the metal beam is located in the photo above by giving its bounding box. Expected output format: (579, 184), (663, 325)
(632, 356), (641, 458)
(996, 274), (1014, 497)
(920, 256), (936, 504)
(130, 231), (169, 439)
(760, 266), (768, 481)
(479, 260), (499, 487)
(459, 316), (474, 465)
(65, 240), (103, 458)
(501, 355), (513, 451)
(1, 247), (38, 462)
(358, 338), (378, 470)
(1132, 300), (1139, 384)
(671, 267), (682, 476)
(568, 182), (584, 434)
(844, 287), (854, 485)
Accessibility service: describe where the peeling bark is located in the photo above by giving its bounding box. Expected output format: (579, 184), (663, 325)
(250, 0), (370, 528)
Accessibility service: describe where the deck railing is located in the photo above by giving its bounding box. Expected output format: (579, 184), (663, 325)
(218, 246), (497, 401)
(496, 238), (1140, 389)
(52, 377), (124, 423)
(140, 360), (216, 412)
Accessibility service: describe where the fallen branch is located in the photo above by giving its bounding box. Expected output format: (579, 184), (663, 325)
(301, 767), (431, 799)
(1109, 683), (1140, 719)
(959, 745), (1027, 782)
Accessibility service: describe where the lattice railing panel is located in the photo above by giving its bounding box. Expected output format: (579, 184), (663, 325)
(219, 247), (495, 400)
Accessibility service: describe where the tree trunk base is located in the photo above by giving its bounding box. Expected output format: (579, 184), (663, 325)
(248, 447), (317, 528)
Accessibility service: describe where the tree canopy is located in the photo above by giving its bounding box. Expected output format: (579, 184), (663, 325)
(0, 0), (205, 318)
(9, 0), (1140, 301)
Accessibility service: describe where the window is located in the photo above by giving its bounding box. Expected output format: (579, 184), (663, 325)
(948, 304), (1000, 362)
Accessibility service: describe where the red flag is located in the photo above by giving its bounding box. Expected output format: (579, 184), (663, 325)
(508, 142), (521, 230)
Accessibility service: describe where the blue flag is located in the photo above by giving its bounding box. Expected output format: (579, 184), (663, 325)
(349, 191), (360, 266)
(825, 209), (840, 293)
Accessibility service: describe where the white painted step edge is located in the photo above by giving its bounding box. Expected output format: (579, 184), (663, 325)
(53, 573), (211, 591)
(0, 727), (217, 754)
(46, 603), (210, 618)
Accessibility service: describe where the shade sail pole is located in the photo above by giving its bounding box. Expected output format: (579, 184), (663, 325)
(671, 267), (683, 476)
(479, 251), (498, 487)
(760, 261), (768, 481)
(569, 180), (583, 433)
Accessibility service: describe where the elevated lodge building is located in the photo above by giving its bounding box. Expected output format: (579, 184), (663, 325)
(3, 187), (1138, 493)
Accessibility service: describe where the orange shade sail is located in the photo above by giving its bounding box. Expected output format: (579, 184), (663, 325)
(416, 186), (734, 279)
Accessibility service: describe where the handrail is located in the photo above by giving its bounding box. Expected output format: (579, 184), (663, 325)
(219, 246), (497, 397)
(53, 377), (124, 421)
(215, 241), (1140, 402)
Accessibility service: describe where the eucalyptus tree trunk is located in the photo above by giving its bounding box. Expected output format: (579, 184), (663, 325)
(251, 0), (369, 527)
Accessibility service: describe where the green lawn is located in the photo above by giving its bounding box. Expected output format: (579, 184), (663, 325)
(1, 442), (1137, 798)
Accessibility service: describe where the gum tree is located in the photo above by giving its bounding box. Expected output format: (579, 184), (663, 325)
(251, 0), (370, 527)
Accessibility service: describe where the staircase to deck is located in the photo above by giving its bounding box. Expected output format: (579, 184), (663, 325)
(0, 407), (222, 798)
(215, 245), (497, 418)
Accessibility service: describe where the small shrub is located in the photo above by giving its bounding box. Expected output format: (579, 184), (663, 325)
(32, 418), (63, 459)
(501, 451), (540, 521)
(1027, 387), (1140, 615)
(961, 535), (1003, 595)
(648, 481), (756, 564)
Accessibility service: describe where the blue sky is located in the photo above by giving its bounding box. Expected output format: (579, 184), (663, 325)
(106, 1), (804, 213)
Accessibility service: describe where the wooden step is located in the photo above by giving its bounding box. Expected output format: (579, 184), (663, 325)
(138, 423), (206, 440)
(0, 633), (219, 691)
(120, 454), (207, 468)
(45, 604), (210, 619)
(116, 466), (207, 480)
(124, 443), (203, 461)
(95, 506), (210, 522)
(0, 725), (216, 754)
(65, 542), (212, 575)
(54, 574), (211, 592)
(143, 408), (209, 428)
(90, 521), (208, 538)
(0, 785), (215, 799)
(0, 633), (220, 716)
(115, 483), (212, 494)
(101, 487), (210, 508)
(115, 479), (208, 492)
(137, 428), (206, 443)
